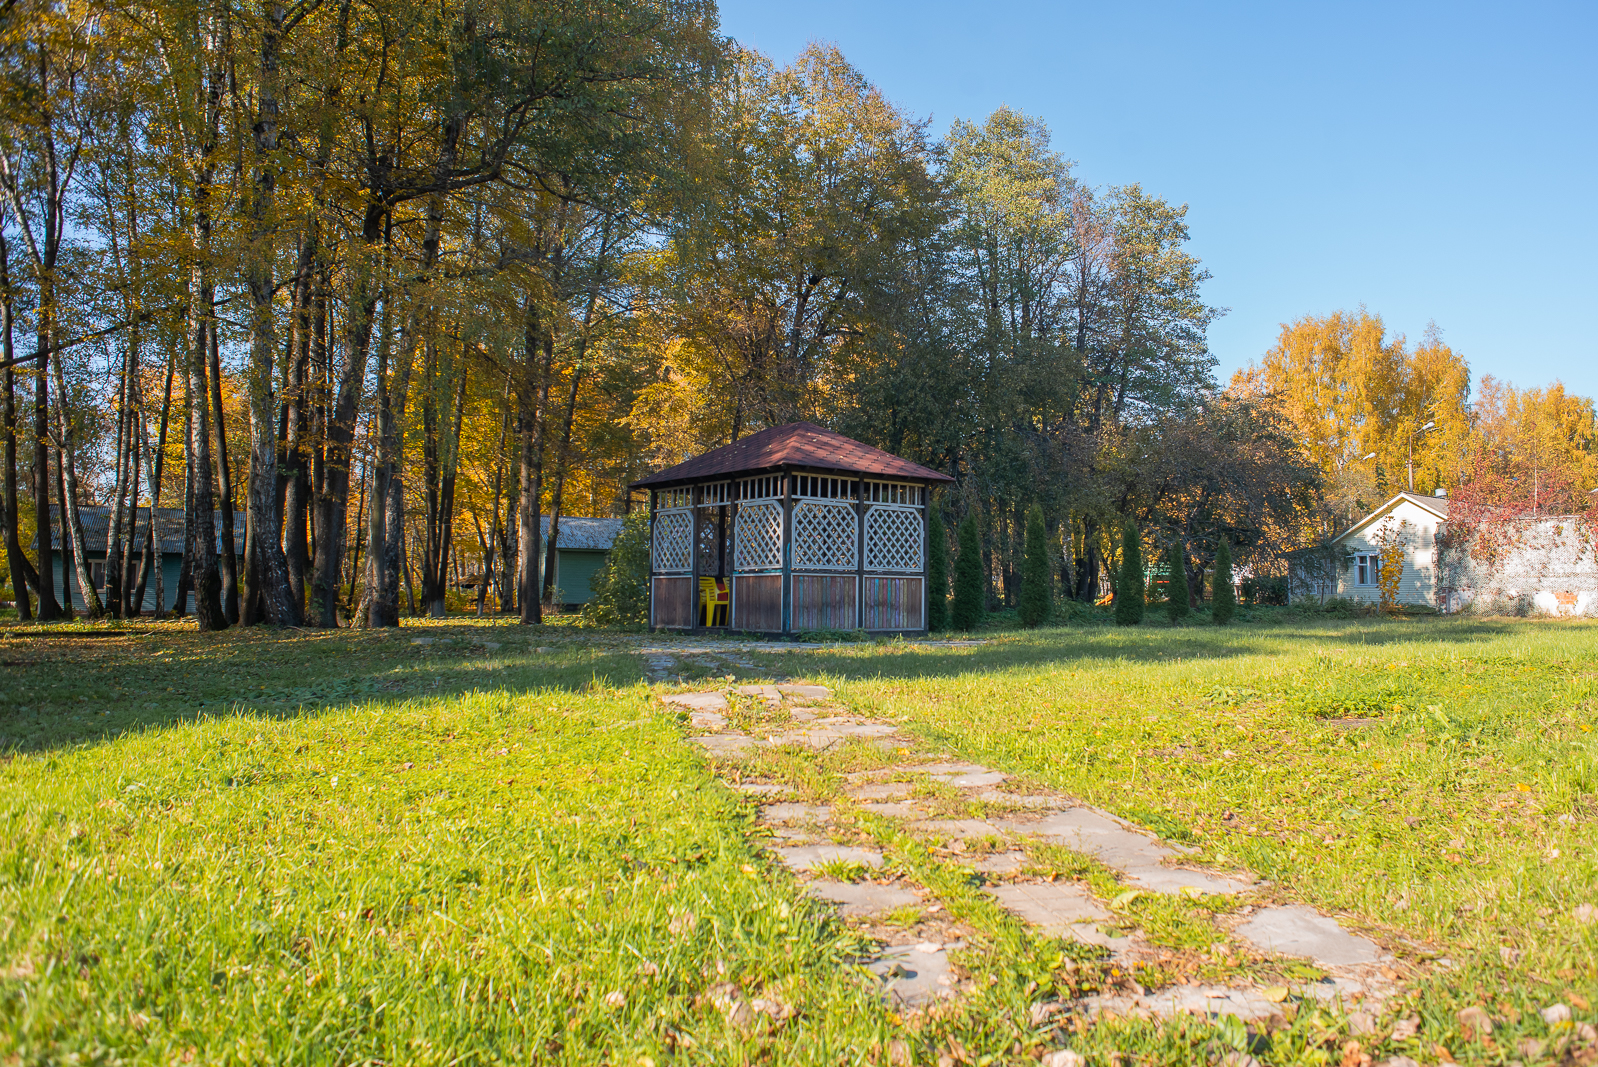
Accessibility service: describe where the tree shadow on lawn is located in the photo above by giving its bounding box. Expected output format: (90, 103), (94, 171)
(0, 623), (652, 755)
(760, 615), (1545, 683)
(0, 615), (1563, 754)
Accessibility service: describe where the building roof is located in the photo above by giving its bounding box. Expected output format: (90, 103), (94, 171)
(34, 504), (245, 555)
(541, 516), (624, 551)
(1333, 491), (1450, 544)
(629, 422), (954, 489)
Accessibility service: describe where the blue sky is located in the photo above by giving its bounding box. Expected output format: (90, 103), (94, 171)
(716, 0), (1598, 399)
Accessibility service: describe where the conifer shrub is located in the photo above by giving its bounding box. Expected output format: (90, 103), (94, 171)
(1019, 504), (1051, 628)
(1165, 542), (1191, 622)
(1114, 521), (1144, 626)
(580, 510), (650, 628)
(1212, 538), (1235, 625)
(951, 513), (985, 631)
(925, 511), (949, 631)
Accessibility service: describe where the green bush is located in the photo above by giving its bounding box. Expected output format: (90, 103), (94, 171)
(926, 511), (949, 631)
(1165, 543), (1191, 622)
(1018, 504), (1050, 628)
(1114, 521), (1144, 626)
(580, 510), (650, 628)
(951, 513), (985, 631)
(1212, 539), (1235, 625)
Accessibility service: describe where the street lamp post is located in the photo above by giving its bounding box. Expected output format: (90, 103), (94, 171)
(1407, 421), (1435, 492)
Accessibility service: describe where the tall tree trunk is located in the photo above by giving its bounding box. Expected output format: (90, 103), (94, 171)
(541, 365), (585, 603)
(55, 455), (73, 617)
(104, 339), (132, 617)
(186, 274), (227, 630)
(142, 349), (176, 618)
(429, 368), (465, 617)
(31, 280), (59, 618)
(206, 319), (239, 622)
(239, 0), (297, 627)
(0, 227), (31, 619)
(311, 229), (379, 628)
(52, 347), (103, 616)
(517, 297), (555, 625)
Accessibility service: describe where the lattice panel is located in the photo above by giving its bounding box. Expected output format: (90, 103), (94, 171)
(866, 506), (923, 572)
(652, 509), (693, 573)
(792, 501), (858, 571)
(734, 501), (783, 571)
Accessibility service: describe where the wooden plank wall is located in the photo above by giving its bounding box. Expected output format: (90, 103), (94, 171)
(653, 577), (694, 628)
(863, 576), (923, 630)
(792, 575), (857, 631)
(733, 575), (783, 631)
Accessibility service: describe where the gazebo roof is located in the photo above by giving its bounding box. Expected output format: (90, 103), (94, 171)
(630, 422), (953, 489)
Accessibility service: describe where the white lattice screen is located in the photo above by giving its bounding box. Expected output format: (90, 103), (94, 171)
(652, 509), (693, 573)
(865, 506), (923, 572)
(734, 501), (783, 571)
(792, 501), (858, 571)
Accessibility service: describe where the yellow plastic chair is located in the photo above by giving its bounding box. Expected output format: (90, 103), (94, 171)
(699, 577), (729, 627)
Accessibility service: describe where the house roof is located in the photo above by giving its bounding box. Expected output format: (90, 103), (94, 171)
(541, 516), (623, 551)
(33, 504), (244, 555)
(629, 422), (954, 489)
(1333, 491), (1450, 544)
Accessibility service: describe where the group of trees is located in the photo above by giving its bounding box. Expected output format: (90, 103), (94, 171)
(2, 0), (1592, 631)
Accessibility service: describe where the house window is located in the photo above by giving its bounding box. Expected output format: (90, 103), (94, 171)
(1356, 553), (1379, 586)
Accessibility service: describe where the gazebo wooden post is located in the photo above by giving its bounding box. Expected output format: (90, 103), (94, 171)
(855, 475), (866, 630)
(921, 484), (931, 631)
(689, 481), (701, 631)
(781, 468), (793, 635)
(648, 489), (658, 630)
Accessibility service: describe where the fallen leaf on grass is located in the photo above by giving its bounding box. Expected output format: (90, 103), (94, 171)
(1456, 1005), (1492, 1037)
(1262, 986), (1289, 1003)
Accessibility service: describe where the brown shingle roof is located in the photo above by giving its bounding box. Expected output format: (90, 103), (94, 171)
(630, 422), (953, 489)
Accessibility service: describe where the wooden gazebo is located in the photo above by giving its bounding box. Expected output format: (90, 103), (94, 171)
(630, 423), (954, 635)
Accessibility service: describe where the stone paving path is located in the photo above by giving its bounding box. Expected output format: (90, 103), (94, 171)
(660, 677), (1412, 1029)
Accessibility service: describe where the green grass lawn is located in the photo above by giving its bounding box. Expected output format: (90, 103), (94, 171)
(0, 614), (1594, 1064)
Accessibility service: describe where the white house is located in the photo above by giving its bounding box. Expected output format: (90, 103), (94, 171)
(1328, 491), (1450, 607)
(1301, 489), (1598, 615)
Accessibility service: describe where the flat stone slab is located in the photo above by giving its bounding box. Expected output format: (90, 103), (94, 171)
(766, 728), (848, 750)
(734, 782), (790, 797)
(1000, 808), (1251, 895)
(836, 723), (899, 738)
(777, 684), (832, 700)
(975, 791), (1064, 810)
(1124, 985), (1285, 1021)
(1123, 865), (1253, 895)
(902, 762), (992, 778)
(913, 818), (1007, 840)
(985, 882), (1109, 933)
(662, 692), (729, 712)
(771, 844), (885, 872)
(807, 880), (921, 917)
(1065, 923), (1136, 954)
(950, 770), (1008, 788)
(964, 850), (1028, 874)
(1236, 906), (1381, 967)
(691, 734), (757, 756)
(851, 782), (913, 800)
(857, 801), (921, 818)
(688, 711), (727, 731)
(759, 803), (833, 822)
(869, 942), (960, 1007)
(734, 684), (782, 701)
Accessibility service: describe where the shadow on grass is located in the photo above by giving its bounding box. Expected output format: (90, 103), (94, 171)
(0, 621), (651, 755)
(751, 614), (1545, 682)
(0, 613), (1568, 754)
